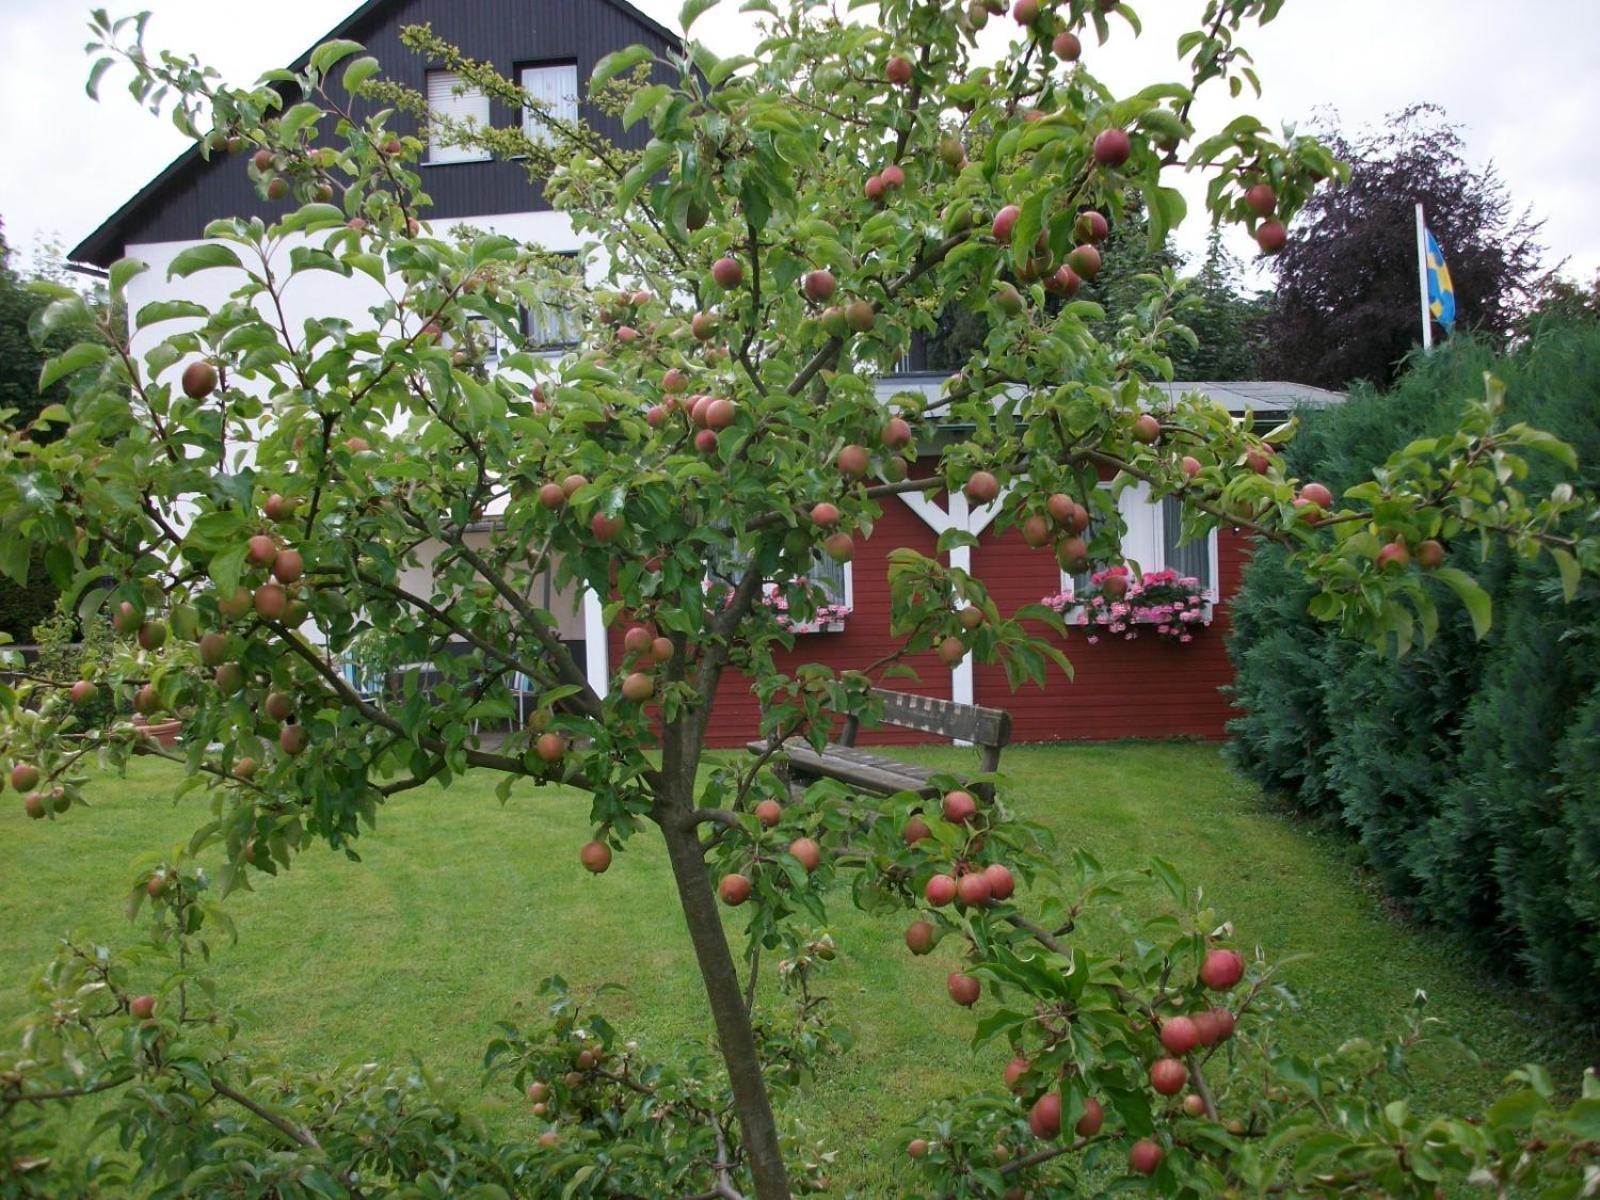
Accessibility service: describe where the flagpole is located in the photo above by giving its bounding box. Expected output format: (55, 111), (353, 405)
(1415, 202), (1434, 352)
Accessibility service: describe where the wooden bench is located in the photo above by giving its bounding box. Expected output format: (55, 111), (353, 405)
(746, 688), (1012, 799)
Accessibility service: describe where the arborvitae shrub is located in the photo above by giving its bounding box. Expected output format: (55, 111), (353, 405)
(1225, 318), (1600, 1004)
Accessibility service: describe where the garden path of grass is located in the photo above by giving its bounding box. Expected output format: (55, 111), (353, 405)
(1, 742), (1587, 1195)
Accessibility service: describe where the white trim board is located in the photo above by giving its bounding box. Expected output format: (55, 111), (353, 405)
(896, 483), (1009, 740)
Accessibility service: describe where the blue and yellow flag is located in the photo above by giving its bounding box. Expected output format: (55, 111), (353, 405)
(1424, 227), (1456, 332)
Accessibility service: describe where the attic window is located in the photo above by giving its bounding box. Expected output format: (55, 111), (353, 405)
(426, 70), (491, 165)
(521, 63), (579, 145)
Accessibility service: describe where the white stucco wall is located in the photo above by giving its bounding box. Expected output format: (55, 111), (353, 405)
(123, 207), (587, 374)
(120, 207), (602, 669)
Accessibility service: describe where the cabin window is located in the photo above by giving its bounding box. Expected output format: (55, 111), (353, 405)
(522, 252), (584, 350)
(426, 70), (491, 164)
(521, 63), (580, 145)
(1058, 484), (1218, 601)
(1160, 495), (1215, 596)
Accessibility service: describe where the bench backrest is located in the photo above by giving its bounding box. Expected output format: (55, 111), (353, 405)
(869, 688), (1012, 748)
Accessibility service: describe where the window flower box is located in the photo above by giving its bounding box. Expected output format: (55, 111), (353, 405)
(1042, 567), (1211, 645)
(764, 592), (851, 634)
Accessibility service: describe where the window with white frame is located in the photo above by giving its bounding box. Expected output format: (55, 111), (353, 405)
(1059, 483), (1218, 603)
(805, 552), (851, 608)
(426, 70), (491, 164)
(522, 253), (584, 349)
(706, 543), (853, 628)
(521, 63), (579, 145)
(1160, 495), (1215, 597)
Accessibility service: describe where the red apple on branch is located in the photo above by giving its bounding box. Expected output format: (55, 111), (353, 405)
(1149, 1057), (1188, 1095)
(942, 789), (977, 824)
(1076, 1096), (1105, 1136)
(983, 863), (1015, 900)
(905, 920), (936, 955)
(1027, 1092), (1061, 1138)
(719, 873), (753, 906)
(804, 269), (836, 302)
(1200, 947), (1245, 990)
(947, 971), (980, 1006)
(1129, 1139), (1163, 1175)
(580, 840), (613, 874)
(1093, 128), (1131, 166)
(1160, 1015), (1201, 1055)
(925, 873), (958, 906)
(956, 871), (992, 905)
(788, 837), (821, 872)
(181, 361), (218, 399)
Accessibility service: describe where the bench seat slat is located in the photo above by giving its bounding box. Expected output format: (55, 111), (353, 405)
(746, 738), (940, 796)
(745, 687), (1010, 800)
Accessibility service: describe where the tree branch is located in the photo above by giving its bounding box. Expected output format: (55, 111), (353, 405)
(210, 1078), (321, 1150)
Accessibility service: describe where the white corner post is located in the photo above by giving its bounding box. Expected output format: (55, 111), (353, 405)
(896, 484), (1008, 745)
(945, 491), (977, 715)
(582, 587), (608, 698)
(1415, 202), (1434, 353)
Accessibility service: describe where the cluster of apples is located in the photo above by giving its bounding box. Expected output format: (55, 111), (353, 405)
(618, 624), (671, 705)
(987, 947), (1246, 1182)
(1241, 181), (1288, 256)
(1015, 489), (1094, 573)
(522, 1038), (614, 1149)
(597, 287), (655, 346)
(717, 801), (823, 907)
(898, 791), (1017, 1005)
(533, 472), (627, 542)
(1289, 480), (1445, 571)
(9, 761), (75, 820)
(991, 202), (1114, 306)
(244, 144), (336, 206)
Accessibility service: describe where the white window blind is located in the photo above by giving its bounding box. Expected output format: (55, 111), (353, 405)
(522, 64), (579, 144)
(807, 553), (850, 606)
(1161, 496), (1214, 595)
(427, 70), (490, 164)
(1059, 483), (1216, 598)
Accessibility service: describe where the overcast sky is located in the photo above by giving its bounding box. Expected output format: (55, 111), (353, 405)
(2, 0), (1595, 286)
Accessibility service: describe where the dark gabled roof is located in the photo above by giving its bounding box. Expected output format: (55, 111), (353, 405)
(69, 0), (683, 269)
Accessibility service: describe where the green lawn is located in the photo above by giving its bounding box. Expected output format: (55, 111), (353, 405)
(1, 743), (1586, 1194)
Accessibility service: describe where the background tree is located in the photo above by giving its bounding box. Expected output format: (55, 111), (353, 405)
(1170, 228), (1267, 379)
(0, 220), (103, 640)
(1261, 103), (1547, 390)
(0, 4), (1595, 1200)
(928, 202), (1265, 379)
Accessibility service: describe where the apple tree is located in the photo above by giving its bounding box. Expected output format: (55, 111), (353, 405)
(2, 1), (1597, 1197)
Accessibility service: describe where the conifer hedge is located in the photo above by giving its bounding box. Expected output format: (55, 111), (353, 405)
(1226, 318), (1600, 1005)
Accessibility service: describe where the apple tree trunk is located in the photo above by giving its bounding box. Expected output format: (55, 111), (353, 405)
(660, 803), (792, 1200)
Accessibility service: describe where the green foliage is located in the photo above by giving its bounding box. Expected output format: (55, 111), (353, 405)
(0, 2), (1596, 1198)
(1228, 318), (1600, 1004)
(0, 226), (107, 635)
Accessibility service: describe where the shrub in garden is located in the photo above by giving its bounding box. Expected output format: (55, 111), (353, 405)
(1228, 319), (1600, 1005)
(0, 3), (1597, 1198)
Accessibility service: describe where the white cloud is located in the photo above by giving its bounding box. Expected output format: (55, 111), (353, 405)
(2, 0), (1594, 285)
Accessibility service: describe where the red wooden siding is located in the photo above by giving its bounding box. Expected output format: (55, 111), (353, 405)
(972, 522), (1248, 742)
(607, 489), (953, 749)
(608, 494), (1250, 747)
